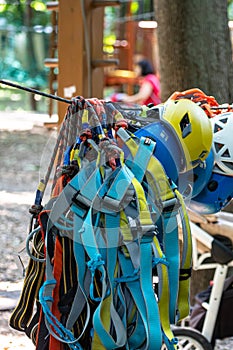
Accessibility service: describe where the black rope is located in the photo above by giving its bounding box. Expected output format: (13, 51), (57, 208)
(0, 79), (72, 104)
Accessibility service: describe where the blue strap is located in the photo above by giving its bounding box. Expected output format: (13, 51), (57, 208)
(82, 209), (127, 349)
(39, 281), (83, 350)
(47, 161), (96, 226)
(117, 250), (148, 349)
(140, 233), (162, 350)
(93, 165), (135, 214)
(93, 214), (128, 349)
(129, 136), (156, 183)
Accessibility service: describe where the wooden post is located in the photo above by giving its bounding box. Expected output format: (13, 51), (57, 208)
(57, 0), (84, 124)
(90, 3), (105, 98)
(53, 0), (119, 124)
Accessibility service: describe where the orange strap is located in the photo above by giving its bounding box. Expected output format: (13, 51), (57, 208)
(52, 175), (69, 197)
(168, 88), (219, 117)
(49, 236), (64, 350)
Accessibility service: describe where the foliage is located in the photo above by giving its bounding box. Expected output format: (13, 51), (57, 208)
(0, 0), (50, 26)
(0, 0), (50, 88)
(228, 0), (233, 19)
(0, 56), (49, 88)
(104, 0), (154, 53)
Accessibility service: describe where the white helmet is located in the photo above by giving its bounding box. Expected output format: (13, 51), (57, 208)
(211, 112), (233, 176)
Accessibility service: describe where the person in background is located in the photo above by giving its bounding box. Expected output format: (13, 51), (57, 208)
(121, 59), (161, 106)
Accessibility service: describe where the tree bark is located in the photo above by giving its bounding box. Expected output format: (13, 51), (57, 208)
(154, 0), (233, 103)
(24, 1), (37, 75)
(153, 0), (233, 303)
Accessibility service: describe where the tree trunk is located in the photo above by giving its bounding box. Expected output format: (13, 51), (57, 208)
(153, 0), (233, 303)
(154, 0), (233, 103)
(25, 1), (37, 74)
(25, 1), (39, 110)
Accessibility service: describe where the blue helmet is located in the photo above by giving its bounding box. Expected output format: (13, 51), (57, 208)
(135, 119), (186, 184)
(189, 172), (233, 214)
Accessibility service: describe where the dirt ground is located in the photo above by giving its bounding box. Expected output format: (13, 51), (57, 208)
(0, 111), (57, 349)
(0, 111), (232, 350)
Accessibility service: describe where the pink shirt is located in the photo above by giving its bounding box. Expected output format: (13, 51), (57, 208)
(140, 74), (161, 106)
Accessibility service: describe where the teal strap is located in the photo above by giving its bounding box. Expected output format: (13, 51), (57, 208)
(129, 136), (156, 183)
(39, 280), (83, 350)
(82, 209), (127, 349)
(93, 165), (135, 213)
(80, 210), (106, 294)
(39, 163), (99, 339)
(73, 166), (103, 209)
(117, 250), (149, 349)
(140, 233), (162, 350)
(93, 213), (128, 349)
(47, 162), (96, 226)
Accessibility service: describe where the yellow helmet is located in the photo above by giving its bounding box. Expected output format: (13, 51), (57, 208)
(161, 99), (213, 171)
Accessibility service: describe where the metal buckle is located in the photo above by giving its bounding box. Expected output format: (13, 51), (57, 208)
(72, 192), (90, 211)
(162, 197), (179, 213)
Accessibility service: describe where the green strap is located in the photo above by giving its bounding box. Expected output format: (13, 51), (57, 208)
(118, 126), (191, 339)
(175, 189), (192, 321)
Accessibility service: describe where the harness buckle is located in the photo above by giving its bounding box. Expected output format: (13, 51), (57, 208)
(101, 194), (122, 212)
(128, 218), (156, 239)
(141, 229), (156, 243)
(162, 197), (179, 213)
(72, 192), (90, 211)
(141, 224), (157, 234)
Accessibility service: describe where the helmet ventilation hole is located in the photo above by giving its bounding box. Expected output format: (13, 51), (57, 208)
(222, 148), (230, 158)
(214, 124), (223, 133)
(214, 142), (224, 152)
(180, 113), (192, 138)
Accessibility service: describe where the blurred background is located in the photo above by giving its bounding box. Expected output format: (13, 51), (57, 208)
(0, 0), (232, 121)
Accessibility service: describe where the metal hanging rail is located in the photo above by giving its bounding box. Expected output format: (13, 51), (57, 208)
(0, 79), (72, 104)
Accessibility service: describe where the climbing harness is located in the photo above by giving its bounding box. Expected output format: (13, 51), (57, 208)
(10, 96), (194, 350)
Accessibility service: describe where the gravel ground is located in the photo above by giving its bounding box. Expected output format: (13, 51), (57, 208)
(0, 111), (232, 350)
(0, 112), (57, 349)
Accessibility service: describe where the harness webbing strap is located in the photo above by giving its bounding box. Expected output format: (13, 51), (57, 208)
(163, 211), (180, 323)
(129, 136), (156, 183)
(49, 236), (64, 350)
(117, 126), (191, 330)
(175, 189), (192, 321)
(140, 232), (162, 350)
(9, 230), (45, 332)
(12, 99), (194, 350)
(93, 217), (127, 349)
(117, 251), (150, 349)
(117, 128), (179, 311)
(152, 236), (177, 350)
(65, 213), (91, 332)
